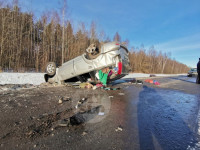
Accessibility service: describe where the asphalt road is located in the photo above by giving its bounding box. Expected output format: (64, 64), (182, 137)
(0, 75), (200, 150)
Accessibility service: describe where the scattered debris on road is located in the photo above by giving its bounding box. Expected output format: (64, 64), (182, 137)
(58, 99), (63, 104)
(75, 98), (87, 109)
(103, 87), (121, 90)
(115, 126), (123, 132)
(58, 96), (72, 104)
(145, 79), (160, 85)
(79, 82), (93, 89)
(136, 80), (143, 84)
(57, 119), (69, 127)
(82, 131), (88, 136)
(127, 79), (143, 85)
(150, 74), (156, 77)
(98, 112), (105, 116)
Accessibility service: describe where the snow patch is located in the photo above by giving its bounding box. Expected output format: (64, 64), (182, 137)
(123, 73), (187, 78)
(0, 72), (190, 85)
(0, 73), (45, 85)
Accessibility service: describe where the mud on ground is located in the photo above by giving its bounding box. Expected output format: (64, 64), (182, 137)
(0, 83), (120, 149)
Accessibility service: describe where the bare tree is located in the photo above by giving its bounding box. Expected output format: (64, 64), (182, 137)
(90, 21), (97, 44)
(61, 0), (67, 64)
(0, 1), (190, 73)
(113, 32), (121, 42)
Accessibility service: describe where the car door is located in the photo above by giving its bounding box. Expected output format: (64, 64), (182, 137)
(57, 59), (75, 80)
(73, 55), (94, 75)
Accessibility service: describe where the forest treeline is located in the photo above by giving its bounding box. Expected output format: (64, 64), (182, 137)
(0, 2), (189, 73)
(129, 47), (189, 74)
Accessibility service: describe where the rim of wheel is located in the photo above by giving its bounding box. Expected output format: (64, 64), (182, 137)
(47, 64), (55, 74)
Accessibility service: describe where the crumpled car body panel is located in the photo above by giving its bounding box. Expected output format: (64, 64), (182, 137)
(50, 42), (130, 83)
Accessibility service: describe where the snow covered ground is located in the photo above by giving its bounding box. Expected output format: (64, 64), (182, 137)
(0, 72), (190, 85)
(175, 75), (197, 83)
(123, 73), (197, 83)
(123, 73), (186, 78)
(0, 73), (45, 85)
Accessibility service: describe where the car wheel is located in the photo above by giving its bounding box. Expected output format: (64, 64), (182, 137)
(85, 44), (100, 60)
(46, 62), (56, 76)
(86, 53), (100, 59)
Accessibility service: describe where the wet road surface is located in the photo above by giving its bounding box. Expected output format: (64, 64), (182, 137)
(0, 75), (200, 150)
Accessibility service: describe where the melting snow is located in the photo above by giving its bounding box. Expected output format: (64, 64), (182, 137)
(0, 73), (45, 85)
(0, 72), (192, 85)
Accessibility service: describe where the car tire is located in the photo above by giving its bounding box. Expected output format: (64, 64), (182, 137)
(85, 44), (101, 60)
(46, 62), (56, 76)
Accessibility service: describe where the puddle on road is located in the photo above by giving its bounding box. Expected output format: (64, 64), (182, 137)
(169, 76), (197, 83)
(126, 85), (200, 150)
(189, 105), (200, 150)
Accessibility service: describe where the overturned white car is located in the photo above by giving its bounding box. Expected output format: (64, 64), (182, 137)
(45, 42), (131, 84)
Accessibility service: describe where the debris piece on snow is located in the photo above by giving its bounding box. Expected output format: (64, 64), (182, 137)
(79, 82), (93, 89)
(150, 74), (156, 77)
(96, 83), (103, 88)
(149, 80), (153, 84)
(153, 80), (160, 85)
(136, 80), (143, 84)
(130, 78), (137, 84)
(145, 79), (160, 85)
(93, 86), (97, 90)
(145, 79), (153, 83)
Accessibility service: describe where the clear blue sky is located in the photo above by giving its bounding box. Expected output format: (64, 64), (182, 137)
(16, 0), (200, 67)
